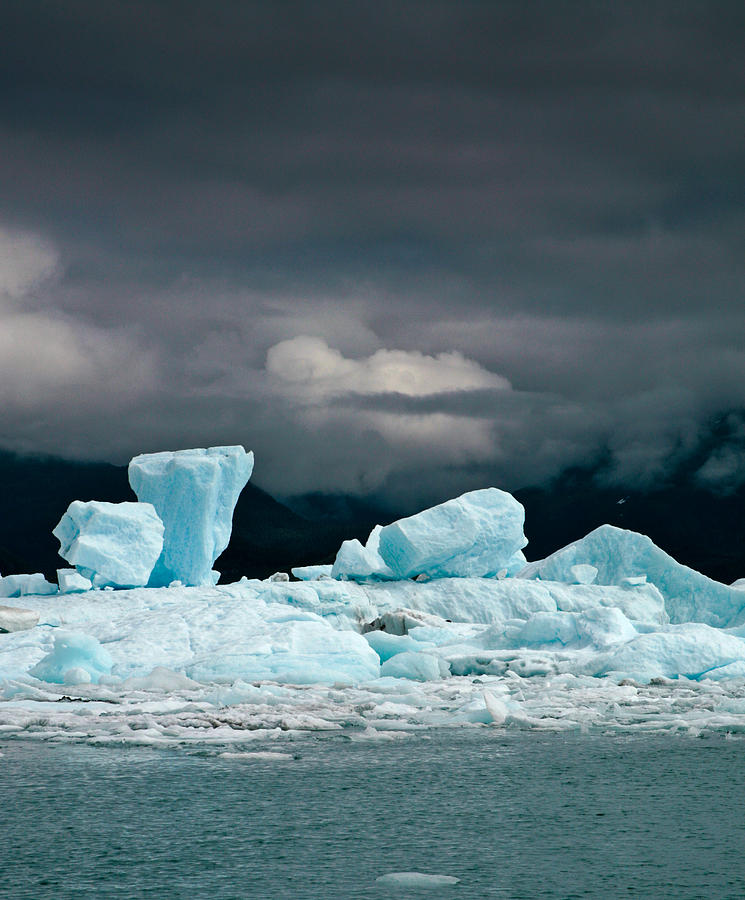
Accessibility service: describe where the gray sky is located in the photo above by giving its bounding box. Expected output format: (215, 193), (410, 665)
(1, 1), (744, 504)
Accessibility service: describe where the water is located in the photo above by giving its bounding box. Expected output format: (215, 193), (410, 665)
(2, 730), (744, 899)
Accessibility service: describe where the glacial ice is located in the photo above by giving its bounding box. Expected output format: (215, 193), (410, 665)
(53, 500), (164, 588)
(380, 651), (449, 681)
(518, 524), (745, 628)
(0, 573), (57, 597)
(331, 528), (395, 581)
(378, 487), (527, 578)
(57, 568), (92, 594)
(291, 564), (333, 580)
(3, 475), (745, 749)
(29, 632), (114, 684)
(0, 605), (40, 633)
(128, 445), (253, 586)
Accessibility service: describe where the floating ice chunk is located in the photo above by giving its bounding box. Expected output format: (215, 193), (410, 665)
(291, 564), (333, 581)
(380, 651), (449, 681)
(483, 690), (508, 724)
(57, 568), (92, 594)
(731, 578), (745, 591)
(0, 573), (57, 597)
(598, 624), (745, 682)
(378, 487), (527, 579)
(128, 445), (253, 587)
(331, 534), (395, 582)
(53, 500), (164, 588)
(375, 872), (460, 888)
(363, 630), (435, 662)
(0, 604), (40, 633)
(519, 524), (745, 628)
(571, 564), (598, 585)
(30, 632), (114, 684)
(219, 751), (294, 761)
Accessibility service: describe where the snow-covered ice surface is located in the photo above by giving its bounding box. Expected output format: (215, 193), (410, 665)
(3, 574), (745, 751)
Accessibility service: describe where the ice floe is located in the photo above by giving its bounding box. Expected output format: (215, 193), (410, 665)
(2, 446), (745, 750)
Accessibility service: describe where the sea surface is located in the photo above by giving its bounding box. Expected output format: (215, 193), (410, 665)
(2, 730), (744, 899)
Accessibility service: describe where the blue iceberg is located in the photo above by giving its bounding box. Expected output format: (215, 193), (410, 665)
(519, 524), (745, 628)
(128, 445), (253, 587)
(53, 500), (164, 588)
(378, 488), (527, 579)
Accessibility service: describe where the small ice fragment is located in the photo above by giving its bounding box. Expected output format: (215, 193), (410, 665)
(0, 604), (40, 633)
(63, 666), (92, 685)
(375, 872), (460, 887)
(0, 573), (57, 598)
(219, 751), (294, 760)
(570, 563), (597, 585)
(291, 564), (333, 581)
(57, 568), (92, 594)
(621, 575), (647, 586)
(380, 651), (449, 681)
(269, 572), (290, 582)
(483, 690), (507, 725)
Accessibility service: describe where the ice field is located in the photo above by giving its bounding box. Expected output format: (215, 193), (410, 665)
(2, 445), (745, 750)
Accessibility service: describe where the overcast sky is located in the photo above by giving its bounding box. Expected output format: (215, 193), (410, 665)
(1, 1), (743, 505)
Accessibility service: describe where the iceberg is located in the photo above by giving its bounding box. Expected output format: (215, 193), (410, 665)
(378, 487), (527, 579)
(0, 573), (57, 597)
(332, 531), (395, 582)
(53, 500), (164, 588)
(128, 446), (253, 587)
(519, 524), (745, 628)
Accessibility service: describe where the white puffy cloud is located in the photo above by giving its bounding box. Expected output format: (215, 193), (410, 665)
(266, 335), (510, 397)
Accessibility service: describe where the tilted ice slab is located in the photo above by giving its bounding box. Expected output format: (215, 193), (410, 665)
(53, 500), (164, 588)
(518, 524), (745, 628)
(128, 446), (253, 587)
(378, 487), (528, 579)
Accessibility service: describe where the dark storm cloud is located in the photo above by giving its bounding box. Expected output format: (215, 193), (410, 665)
(0, 1), (744, 502)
